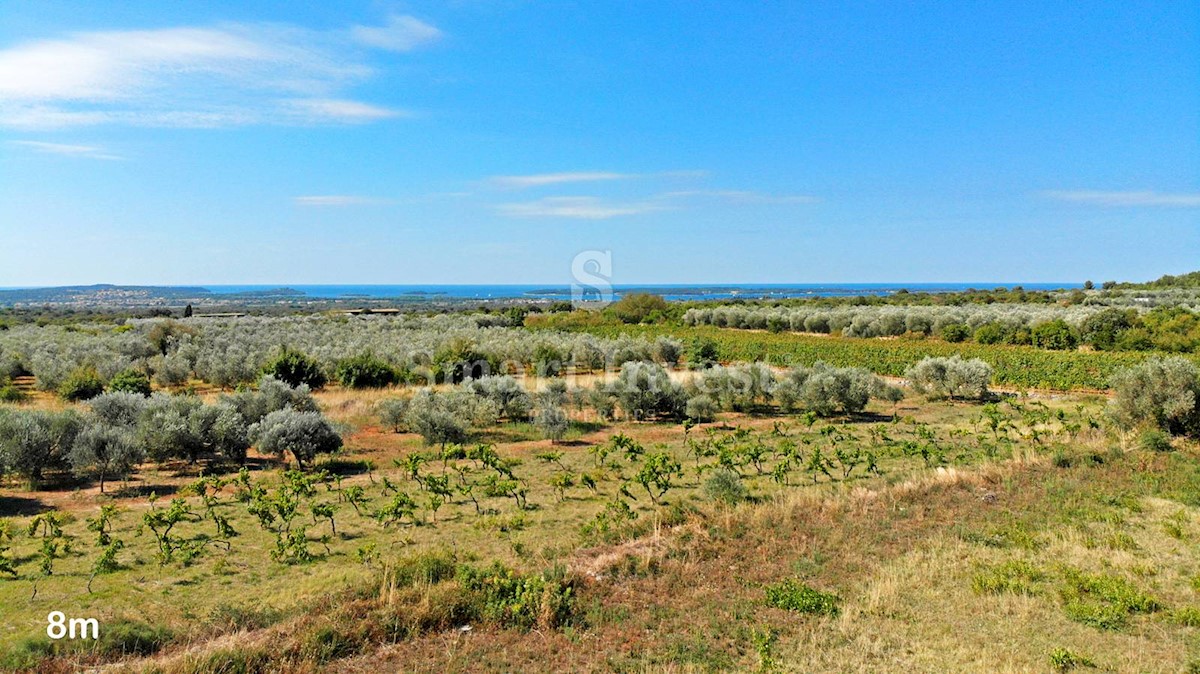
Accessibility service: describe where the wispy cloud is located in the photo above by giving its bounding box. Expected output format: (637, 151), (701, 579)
(0, 16), (438, 128)
(1043, 190), (1200, 207)
(487, 172), (635, 189)
(351, 15), (442, 52)
(9, 140), (123, 160)
(659, 189), (817, 205)
(496, 196), (667, 219)
(485, 169), (712, 190)
(294, 195), (393, 207)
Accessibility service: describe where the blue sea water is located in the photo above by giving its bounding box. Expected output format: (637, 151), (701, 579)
(202, 283), (1076, 302)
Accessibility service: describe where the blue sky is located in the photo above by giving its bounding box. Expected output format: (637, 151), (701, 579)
(0, 1), (1197, 286)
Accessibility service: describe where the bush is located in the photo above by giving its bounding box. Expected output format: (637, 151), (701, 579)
(1108, 357), (1200, 436)
(973, 322), (1008, 345)
(689, 339), (720, 369)
(1081, 309), (1136, 350)
(940, 323), (971, 343)
(1049, 647), (1096, 672)
(764, 578), (840, 616)
(607, 293), (669, 324)
(456, 563), (579, 630)
(703, 469), (749, 504)
(905, 355), (991, 400)
(58, 366), (105, 401)
(108, 368), (152, 396)
(1032, 320), (1079, 350)
(0, 384), (27, 403)
(1138, 429), (1173, 452)
(222, 376), (318, 426)
(332, 352), (400, 389)
(262, 347), (326, 390)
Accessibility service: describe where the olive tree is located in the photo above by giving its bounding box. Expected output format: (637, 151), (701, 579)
(613, 361), (686, 420)
(467, 375), (532, 421)
(1108, 357), (1200, 436)
(774, 363), (879, 416)
(221, 376), (317, 425)
(405, 390), (499, 447)
(89, 392), (148, 428)
(252, 409), (342, 469)
(70, 423), (143, 493)
(905, 356), (992, 401)
(535, 403), (569, 443)
(0, 410), (82, 486)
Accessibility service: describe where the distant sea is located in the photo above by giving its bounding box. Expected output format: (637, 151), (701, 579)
(203, 283), (1077, 302)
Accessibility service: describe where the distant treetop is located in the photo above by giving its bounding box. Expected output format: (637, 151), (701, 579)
(1119, 271), (1200, 289)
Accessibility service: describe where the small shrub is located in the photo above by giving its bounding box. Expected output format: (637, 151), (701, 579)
(108, 368), (152, 396)
(262, 346), (326, 390)
(376, 397), (409, 432)
(58, 366), (105, 401)
(1049, 647), (1096, 672)
(940, 322), (971, 343)
(1138, 429), (1173, 452)
(457, 563), (580, 630)
(764, 578), (840, 616)
(1032, 320), (1079, 350)
(333, 353), (400, 389)
(0, 384), (27, 403)
(1172, 606), (1200, 627)
(703, 469), (749, 505)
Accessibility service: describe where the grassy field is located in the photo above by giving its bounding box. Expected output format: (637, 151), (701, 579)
(529, 320), (1199, 391)
(4, 377), (1198, 672)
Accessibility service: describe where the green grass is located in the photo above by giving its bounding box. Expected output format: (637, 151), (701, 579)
(972, 560), (1047, 596)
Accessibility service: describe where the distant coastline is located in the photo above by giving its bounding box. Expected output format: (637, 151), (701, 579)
(0, 282), (1078, 308)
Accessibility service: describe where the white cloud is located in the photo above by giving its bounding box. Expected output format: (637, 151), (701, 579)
(0, 18), (437, 128)
(294, 195), (392, 206)
(485, 170), (717, 189)
(9, 140), (123, 160)
(1043, 190), (1200, 207)
(496, 196), (666, 219)
(282, 98), (404, 123)
(487, 172), (634, 189)
(658, 189), (817, 204)
(351, 15), (442, 52)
